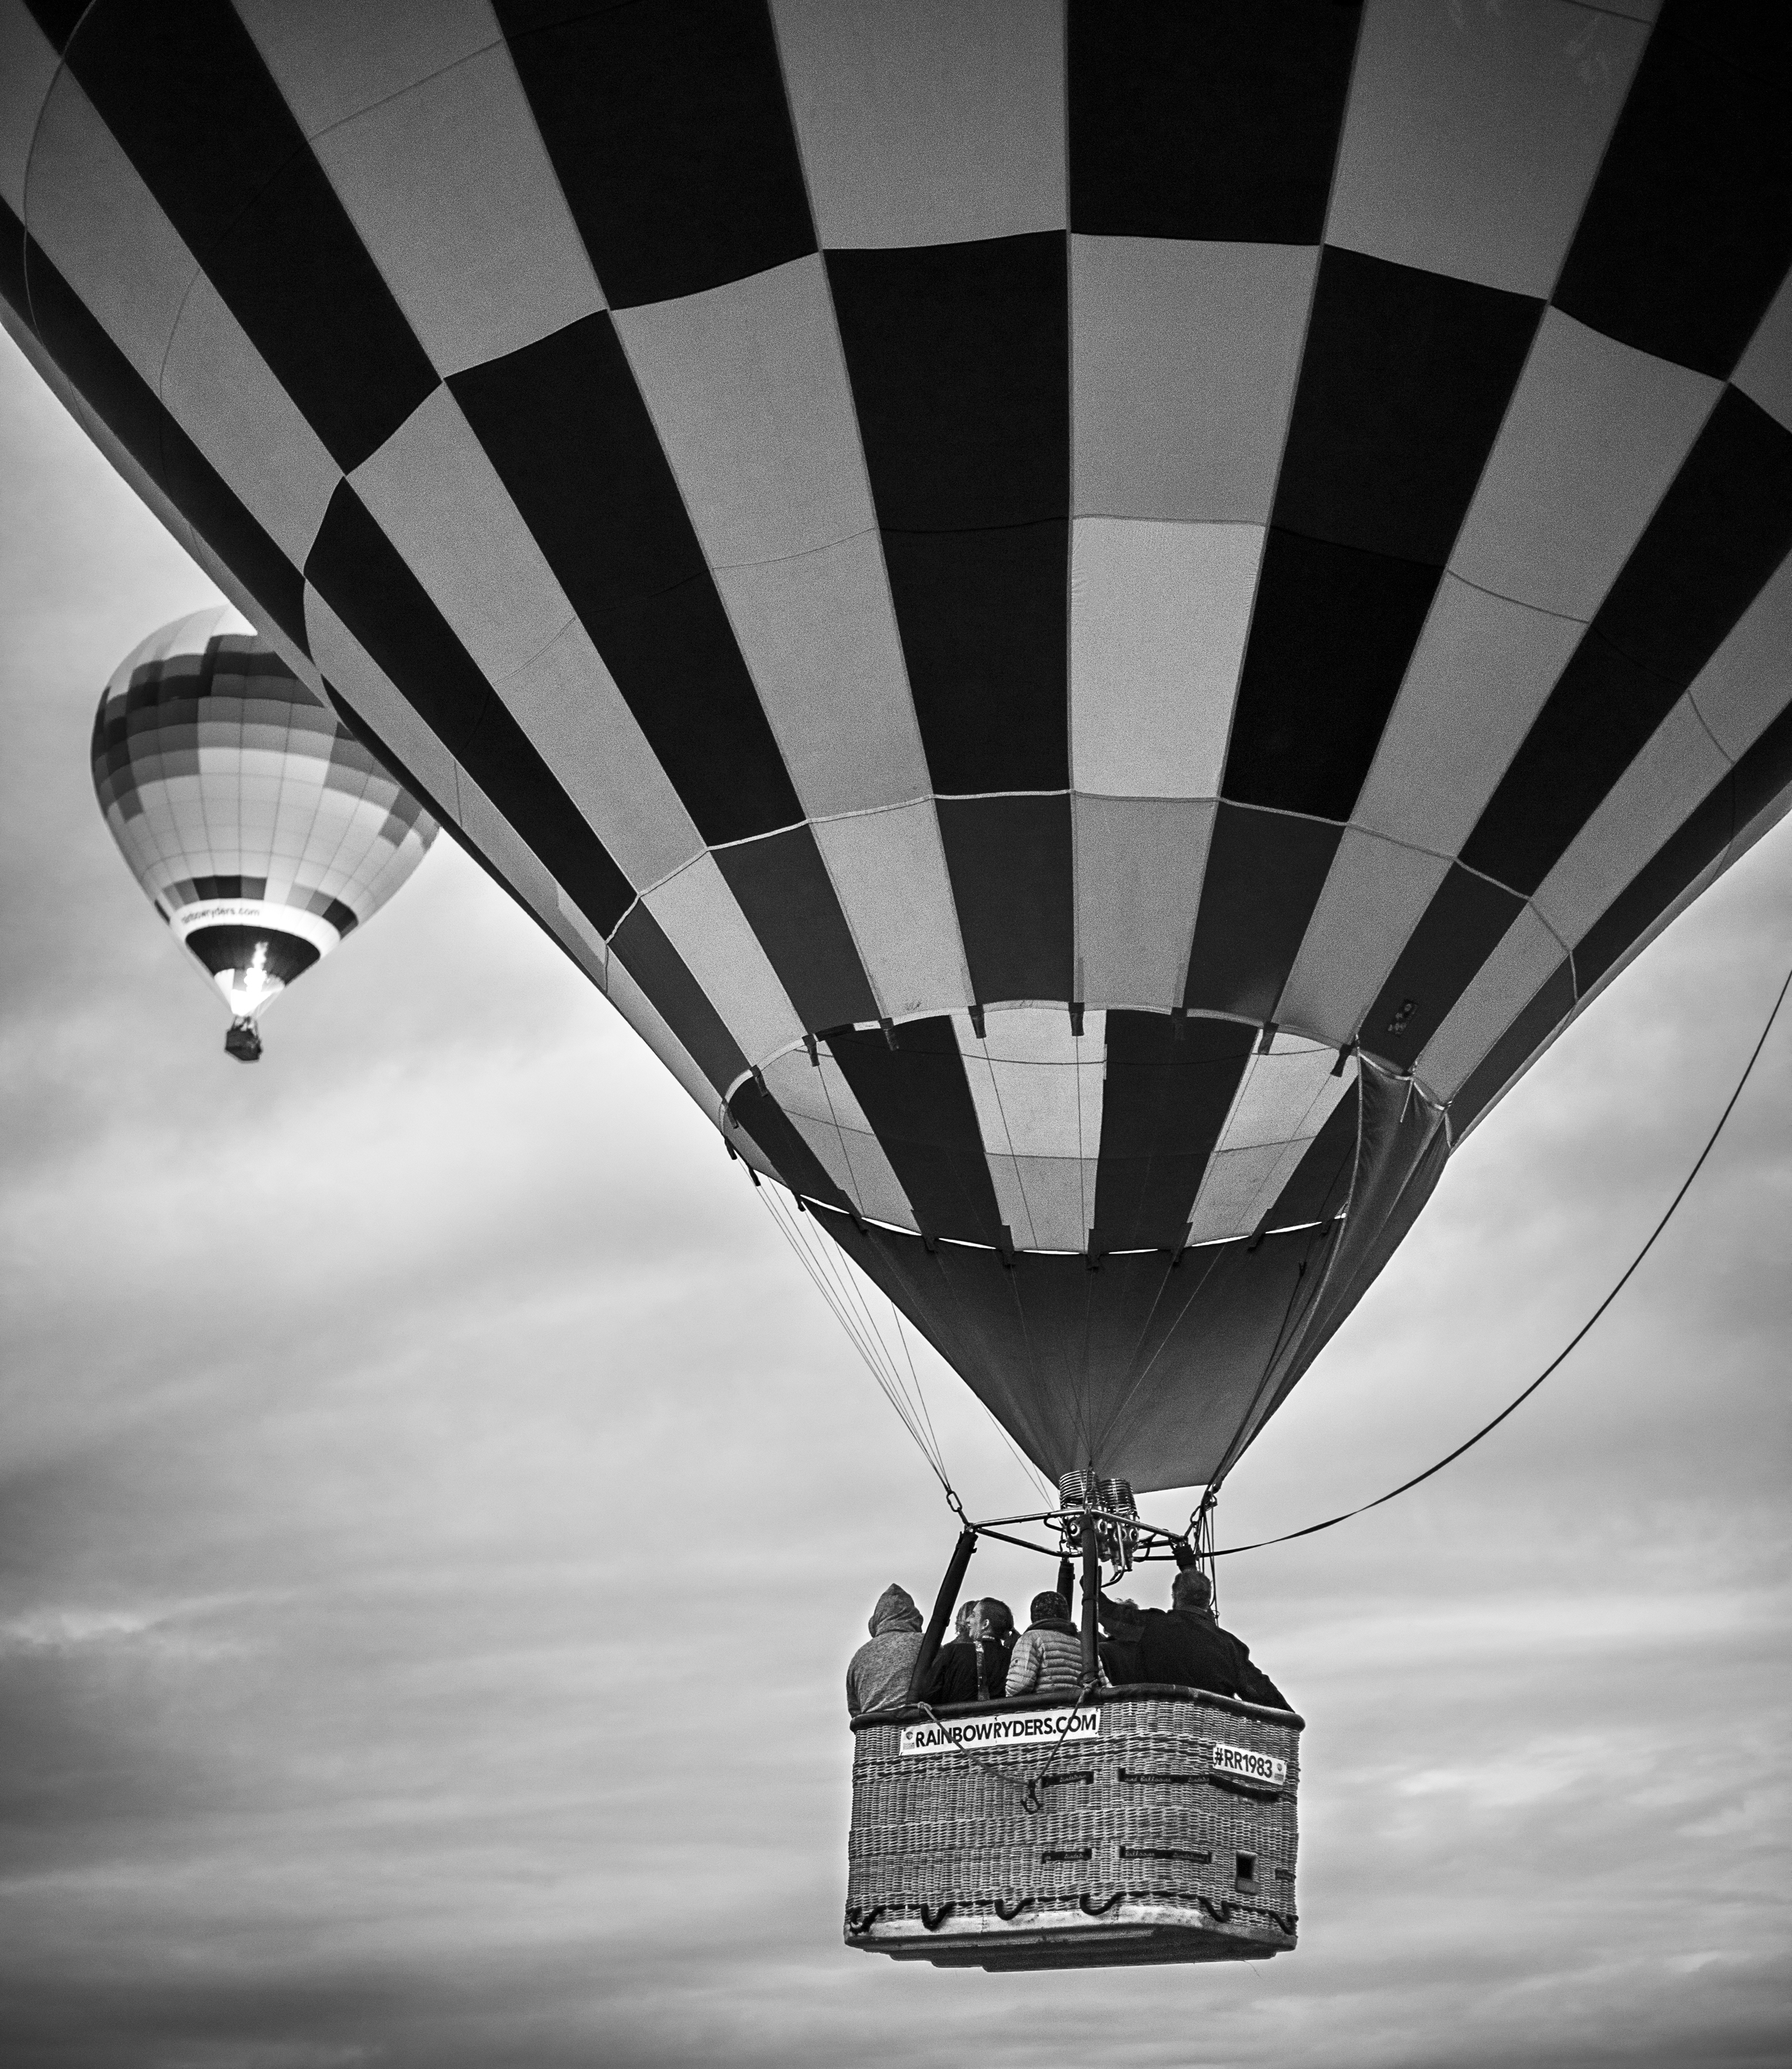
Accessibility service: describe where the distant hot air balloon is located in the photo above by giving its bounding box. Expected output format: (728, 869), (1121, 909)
(91, 606), (437, 1060)
(10, 0), (1792, 1967)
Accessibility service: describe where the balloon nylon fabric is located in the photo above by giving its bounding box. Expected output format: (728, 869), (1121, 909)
(8, 4), (1792, 1484)
(793, 1051), (1449, 1492)
(1213, 952), (1792, 1557)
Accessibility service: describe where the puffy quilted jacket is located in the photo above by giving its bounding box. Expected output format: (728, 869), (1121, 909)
(1002, 1618), (1087, 1700)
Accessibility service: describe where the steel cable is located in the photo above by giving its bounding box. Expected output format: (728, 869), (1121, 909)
(1212, 952), (1792, 1557)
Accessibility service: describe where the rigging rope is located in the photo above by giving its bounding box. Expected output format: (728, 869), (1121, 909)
(892, 1302), (1054, 1504)
(888, 1306), (945, 1483)
(757, 1180), (1055, 1506)
(1211, 950), (1792, 1558)
(759, 1182), (951, 1490)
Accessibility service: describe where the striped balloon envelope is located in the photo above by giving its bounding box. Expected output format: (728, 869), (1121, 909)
(91, 606), (437, 1060)
(9, 2), (1791, 1488)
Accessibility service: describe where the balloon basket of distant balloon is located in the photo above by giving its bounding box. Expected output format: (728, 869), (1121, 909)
(223, 1016), (263, 1063)
(844, 1478), (1302, 1970)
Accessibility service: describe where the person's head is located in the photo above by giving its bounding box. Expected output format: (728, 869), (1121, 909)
(978, 1598), (1014, 1643)
(1030, 1589), (1068, 1624)
(868, 1583), (922, 1638)
(1100, 1595), (1142, 1634)
(953, 1600), (979, 1641)
(1172, 1567), (1214, 1613)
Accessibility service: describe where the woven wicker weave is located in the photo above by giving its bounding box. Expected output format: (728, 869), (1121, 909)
(844, 1685), (1301, 1970)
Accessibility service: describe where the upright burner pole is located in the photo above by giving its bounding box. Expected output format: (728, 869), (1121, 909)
(906, 1526), (978, 1705)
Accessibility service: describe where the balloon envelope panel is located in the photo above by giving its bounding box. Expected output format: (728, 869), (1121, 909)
(12, 4), (1791, 1479)
(91, 606), (437, 1024)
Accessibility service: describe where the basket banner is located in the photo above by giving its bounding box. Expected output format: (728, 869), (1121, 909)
(1211, 1741), (1287, 1787)
(900, 1707), (1102, 1757)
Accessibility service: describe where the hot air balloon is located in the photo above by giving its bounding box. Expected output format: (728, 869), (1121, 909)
(6, 0), (1791, 1969)
(91, 606), (437, 1059)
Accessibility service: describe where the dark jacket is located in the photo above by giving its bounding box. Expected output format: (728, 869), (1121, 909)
(1229, 1636), (1289, 1711)
(921, 1637), (1008, 1706)
(1097, 1632), (1143, 1685)
(1133, 1607), (1247, 1696)
(1132, 1607), (1290, 1709)
(1095, 1594), (1144, 1686)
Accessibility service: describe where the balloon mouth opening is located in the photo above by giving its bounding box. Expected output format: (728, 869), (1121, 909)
(224, 1017), (263, 1063)
(181, 924), (315, 1022)
(216, 940), (284, 1021)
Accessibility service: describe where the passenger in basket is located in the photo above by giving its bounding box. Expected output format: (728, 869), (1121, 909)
(979, 1597), (1016, 1690)
(1228, 1624), (1290, 1713)
(1232, 1650), (1289, 1711)
(846, 1582), (925, 1716)
(1095, 1593), (1145, 1685)
(1193, 1569), (1290, 1710)
(922, 1599), (1009, 1706)
(1133, 1568), (1290, 1709)
(918, 1600), (980, 1706)
(1001, 1590), (1087, 1700)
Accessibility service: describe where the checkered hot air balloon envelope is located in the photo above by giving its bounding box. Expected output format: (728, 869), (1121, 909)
(90, 604), (438, 1059)
(9, 1), (1790, 1490)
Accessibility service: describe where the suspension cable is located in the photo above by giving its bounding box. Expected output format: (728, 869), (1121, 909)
(758, 1183), (952, 1491)
(1212, 950), (1792, 1557)
(758, 1176), (1054, 1509)
(888, 1305), (946, 1481)
(889, 1297), (1054, 1503)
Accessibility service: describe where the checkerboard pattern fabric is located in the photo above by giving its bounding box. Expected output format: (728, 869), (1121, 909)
(9, 1), (1789, 1483)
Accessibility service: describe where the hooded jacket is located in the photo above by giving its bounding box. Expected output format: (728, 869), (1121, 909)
(846, 1584), (925, 1716)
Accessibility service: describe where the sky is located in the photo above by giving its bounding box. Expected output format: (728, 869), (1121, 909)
(1, 315), (1789, 2069)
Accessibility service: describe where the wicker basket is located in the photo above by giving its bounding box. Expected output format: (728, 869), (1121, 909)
(844, 1685), (1302, 1970)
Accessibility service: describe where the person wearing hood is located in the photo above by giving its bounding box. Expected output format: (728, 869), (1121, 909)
(846, 1583), (925, 1716)
(1001, 1590), (1087, 1701)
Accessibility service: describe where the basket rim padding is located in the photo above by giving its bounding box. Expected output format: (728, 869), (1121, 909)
(849, 1682), (1305, 1734)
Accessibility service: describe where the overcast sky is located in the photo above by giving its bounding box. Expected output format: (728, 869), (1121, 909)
(2, 317), (1789, 2068)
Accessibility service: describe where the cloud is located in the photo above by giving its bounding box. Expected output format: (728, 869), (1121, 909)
(3, 325), (1791, 2068)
